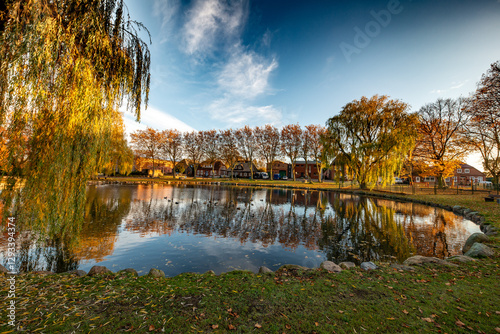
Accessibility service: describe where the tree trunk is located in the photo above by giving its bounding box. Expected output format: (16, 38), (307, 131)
(316, 164), (322, 183)
(172, 159), (176, 178)
(292, 163), (296, 181)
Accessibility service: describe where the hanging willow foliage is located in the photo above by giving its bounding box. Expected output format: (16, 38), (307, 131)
(0, 0), (150, 242)
(324, 95), (418, 190)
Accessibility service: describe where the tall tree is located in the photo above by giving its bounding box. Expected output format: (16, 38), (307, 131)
(464, 61), (500, 188)
(0, 0), (150, 238)
(255, 124), (281, 179)
(218, 129), (240, 180)
(414, 98), (470, 187)
(184, 131), (205, 178)
(102, 115), (134, 176)
(281, 124), (302, 181)
(301, 125), (312, 180)
(130, 128), (162, 177)
(160, 129), (184, 178)
(325, 95), (418, 189)
(201, 129), (220, 178)
(306, 124), (328, 183)
(235, 126), (257, 179)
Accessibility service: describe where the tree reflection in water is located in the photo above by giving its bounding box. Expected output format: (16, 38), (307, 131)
(0, 184), (479, 273)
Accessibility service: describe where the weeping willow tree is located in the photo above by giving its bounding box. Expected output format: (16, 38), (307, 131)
(324, 95), (418, 189)
(0, 0), (150, 242)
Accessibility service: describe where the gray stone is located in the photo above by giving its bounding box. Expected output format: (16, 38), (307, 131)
(465, 211), (479, 220)
(445, 255), (476, 263)
(205, 270), (216, 275)
(87, 265), (112, 276)
(339, 262), (356, 269)
(464, 243), (495, 258)
(452, 205), (462, 213)
(258, 266), (273, 274)
(486, 230), (498, 236)
(118, 268), (138, 277)
(277, 264), (310, 272)
(390, 264), (415, 271)
(148, 268), (165, 278)
(320, 261), (342, 273)
(360, 261), (378, 271)
(462, 233), (489, 254)
(68, 270), (87, 277)
(0, 264), (8, 274)
(403, 255), (457, 267)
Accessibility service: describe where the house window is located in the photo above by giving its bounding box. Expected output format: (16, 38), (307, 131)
(415, 177), (420, 182)
(478, 177), (483, 182)
(424, 176), (435, 182)
(464, 169), (470, 173)
(457, 169), (462, 173)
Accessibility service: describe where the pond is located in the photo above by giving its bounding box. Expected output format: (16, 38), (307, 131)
(1, 184), (480, 276)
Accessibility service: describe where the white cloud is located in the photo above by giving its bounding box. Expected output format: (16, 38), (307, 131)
(153, 0), (181, 44)
(182, 0), (247, 55)
(208, 98), (282, 127)
(430, 80), (469, 95)
(121, 105), (195, 139)
(217, 48), (278, 99)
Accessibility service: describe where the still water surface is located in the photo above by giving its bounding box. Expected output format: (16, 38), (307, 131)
(2, 184), (480, 276)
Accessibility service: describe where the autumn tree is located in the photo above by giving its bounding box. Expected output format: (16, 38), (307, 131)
(218, 129), (240, 180)
(235, 126), (258, 179)
(301, 126), (312, 180)
(184, 131), (205, 178)
(281, 124), (303, 181)
(325, 95), (418, 189)
(305, 124), (328, 182)
(255, 125), (281, 178)
(159, 129), (184, 178)
(102, 115), (134, 176)
(0, 0), (150, 238)
(414, 98), (470, 187)
(201, 129), (220, 178)
(130, 128), (162, 177)
(464, 61), (500, 188)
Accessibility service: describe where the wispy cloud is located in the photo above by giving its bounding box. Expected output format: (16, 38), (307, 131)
(182, 0), (248, 55)
(430, 80), (469, 95)
(208, 98), (282, 127)
(153, 0), (181, 44)
(217, 47), (278, 100)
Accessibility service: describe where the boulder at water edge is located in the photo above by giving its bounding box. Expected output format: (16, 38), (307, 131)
(464, 243), (495, 258)
(360, 262), (378, 271)
(87, 266), (112, 276)
(403, 255), (457, 267)
(446, 255), (476, 263)
(339, 262), (356, 269)
(118, 268), (138, 277)
(320, 261), (342, 273)
(462, 233), (489, 254)
(148, 268), (165, 278)
(258, 266), (273, 274)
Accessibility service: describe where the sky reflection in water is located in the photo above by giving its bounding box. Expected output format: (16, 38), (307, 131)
(2, 184), (480, 276)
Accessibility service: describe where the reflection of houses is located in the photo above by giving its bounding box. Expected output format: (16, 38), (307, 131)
(409, 163), (485, 186)
(228, 162), (259, 178)
(134, 157), (173, 177)
(196, 161), (226, 178)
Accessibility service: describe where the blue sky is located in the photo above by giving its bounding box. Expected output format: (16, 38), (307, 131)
(122, 0), (500, 169)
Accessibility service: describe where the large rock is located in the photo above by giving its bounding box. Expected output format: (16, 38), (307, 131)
(148, 268), (165, 278)
(258, 266), (273, 274)
(446, 255), (476, 263)
(403, 255), (457, 267)
(32, 270), (55, 275)
(320, 261), (342, 273)
(87, 265), (112, 276)
(118, 268), (138, 277)
(464, 243), (495, 258)
(0, 264), (8, 274)
(360, 261), (378, 271)
(462, 233), (489, 254)
(68, 270), (87, 277)
(390, 264), (415, 271)
(339, 262), (356, 269)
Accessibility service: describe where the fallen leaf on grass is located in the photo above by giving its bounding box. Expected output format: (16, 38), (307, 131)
(457, 307), (466, 312)
(387, 318), (395, 320)
(402, 310), (409, 315)
(315, 322), (319, 326)
(422, 318), (433, 323)
(338, 310), (344, 314)
(149, 325), (155, 331)
(286, 324), (292, 329)
(211, 325), (218, 329)
(455, 320), (465, 327)
(228, 324), (236, 330)
(255, 324), (262, 329)
(495, 328), (500, 333)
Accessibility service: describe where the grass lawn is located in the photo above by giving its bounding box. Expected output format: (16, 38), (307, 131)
(2, 178), (499, 333)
